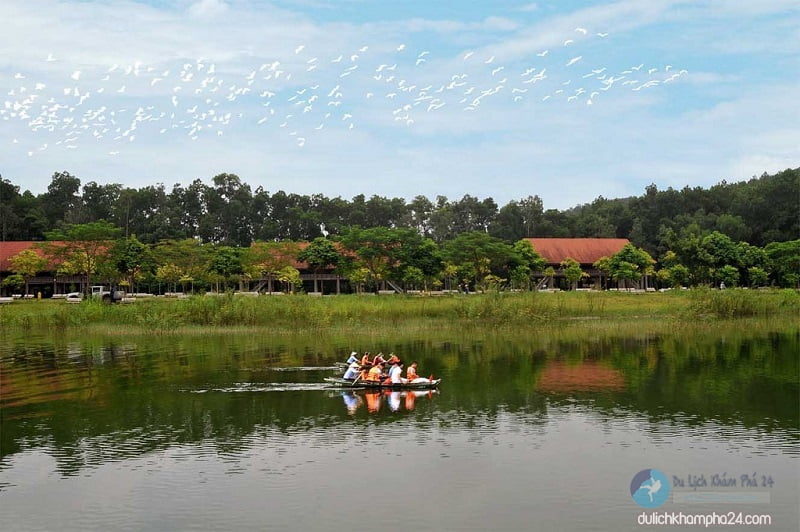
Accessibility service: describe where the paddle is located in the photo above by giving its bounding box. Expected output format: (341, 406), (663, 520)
(351, 372), (362, 386)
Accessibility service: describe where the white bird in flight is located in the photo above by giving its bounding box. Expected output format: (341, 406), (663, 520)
(6, 28), (686, 153)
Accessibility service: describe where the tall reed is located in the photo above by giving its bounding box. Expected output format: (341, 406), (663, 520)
(0, 289), (797, 333)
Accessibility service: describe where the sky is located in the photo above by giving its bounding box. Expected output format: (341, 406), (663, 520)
(1, 0), (798, 210)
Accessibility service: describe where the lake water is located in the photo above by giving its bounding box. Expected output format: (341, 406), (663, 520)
(1, 326), (798, 531)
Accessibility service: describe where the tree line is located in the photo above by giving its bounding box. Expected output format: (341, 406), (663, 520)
(1, 168), (797, 253)
(0, 168), (798, 294)
(2, 218), (798, 297)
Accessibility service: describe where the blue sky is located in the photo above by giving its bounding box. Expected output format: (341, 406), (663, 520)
(2, 0), (798, 209)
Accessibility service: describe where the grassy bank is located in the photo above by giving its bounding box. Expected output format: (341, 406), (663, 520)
(0, 289), (797, 334)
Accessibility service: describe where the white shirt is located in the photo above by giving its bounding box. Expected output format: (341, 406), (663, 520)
(389, 364), (403, 383)
(343, 362), (360, 380)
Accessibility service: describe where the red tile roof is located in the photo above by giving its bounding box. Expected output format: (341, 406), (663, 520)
(525, 238), (630, 265)
(0, 241), (52, 271)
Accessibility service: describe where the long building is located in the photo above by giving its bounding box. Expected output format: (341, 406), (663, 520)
(2, 237), (636, 296)
(525, 238), (630, 289)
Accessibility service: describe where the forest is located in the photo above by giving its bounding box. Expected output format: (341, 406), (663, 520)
(0, 168), (798, 293)
(1, 168), (797, 251)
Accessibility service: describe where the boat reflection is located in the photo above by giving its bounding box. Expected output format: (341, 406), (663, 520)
(341, 389), (437, 415)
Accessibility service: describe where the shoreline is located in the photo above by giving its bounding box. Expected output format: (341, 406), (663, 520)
(1, 289), (797, 336)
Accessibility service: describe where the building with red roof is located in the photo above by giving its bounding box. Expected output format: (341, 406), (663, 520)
(525, 238), (630, 289)
(0, 241), (84, 296)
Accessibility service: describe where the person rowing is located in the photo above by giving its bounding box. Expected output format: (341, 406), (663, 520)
(345, 351), (360, 365)
(359, 363), (373, 382)
(342, 356), (361, 380)
(367, 361), (384, 382)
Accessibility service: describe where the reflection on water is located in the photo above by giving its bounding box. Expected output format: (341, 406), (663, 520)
(339, 389), (438, 415)
(0, 325), (797, 530)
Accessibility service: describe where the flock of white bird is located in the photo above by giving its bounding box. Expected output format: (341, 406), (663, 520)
(2, 27), (686, 154)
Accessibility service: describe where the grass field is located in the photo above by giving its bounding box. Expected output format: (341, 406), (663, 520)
(0, 288), (797, 335)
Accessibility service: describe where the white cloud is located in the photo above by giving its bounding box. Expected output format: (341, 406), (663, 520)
(517, 3), (539, 13)
(189, 0), (230, 18)
(681, 72), (741, 85)
(0, 0), (797, 211)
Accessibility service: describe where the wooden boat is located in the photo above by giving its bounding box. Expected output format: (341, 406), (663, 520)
(324, 376), (441, 389)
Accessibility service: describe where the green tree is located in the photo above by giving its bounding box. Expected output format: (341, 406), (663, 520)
(393, 233), (442, 290)
(111, 236), (153, 292)
(42, 171), (81, 226)
(510, 265), (531, 290)
(442, 262), (459, 292)
(593, 256), (612, 291)
(345, 266), (371, 294)
(429, 195), (455, 243)
(542, 266), (556, 289)
(608, 243), (655, 289)
(208, 246), (243, 291)
(511, 239), (546, 290)
(2, 273), (24, 294)
(9, 249), (48, 295)
(154, 239), (210, 289)
(167, 179), (207, 240)
(338, 226), (403, 290)
(401, 266), (425, 291)
(715, 213), (751, 242)
(298, 237), (340, 294)
(405, 195), (434, 236)
(201, 173), (254, 246)
(441, 231), (514, 289)
(490, 200), (526, 241)
(716, 265), (740, 287)
(700, 231), (740, 272)
(764, 240), (800, 288)
(560, 257), (586, 290)
(662, 224), (707, 284)
(449, 194), (498, 234)
(156, 264), (183, 293)
(276, 266), (301, 293)
(80, 182), (122, 224)
(0, 178), (22, 241)
(747, 267), (769, 288)
(660, 264), (690, 288)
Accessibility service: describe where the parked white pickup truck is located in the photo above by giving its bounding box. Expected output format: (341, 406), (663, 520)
(91, 286), (125, 303)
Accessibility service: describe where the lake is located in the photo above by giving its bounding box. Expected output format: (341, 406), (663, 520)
(1, 324), (798, 531)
